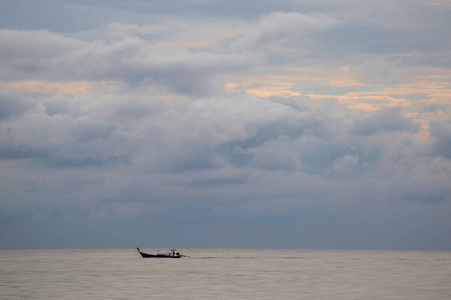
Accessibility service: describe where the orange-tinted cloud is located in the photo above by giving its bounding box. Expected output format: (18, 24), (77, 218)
(225, 66), (450, 109)
(225, 66), (451, 144)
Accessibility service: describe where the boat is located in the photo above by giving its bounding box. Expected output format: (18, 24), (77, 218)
(137, 247), (182, 258)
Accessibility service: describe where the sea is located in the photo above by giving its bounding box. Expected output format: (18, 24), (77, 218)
(1, 248), (450, 299)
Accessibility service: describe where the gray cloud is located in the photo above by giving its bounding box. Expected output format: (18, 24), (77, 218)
(351, 108), (419, 135)
(0, 88), (450, 249)
(0, 86), (34, 121)
(231, 12), (337, 51)
(0, 29), (87, 80)
(0, 90), (440, 191)
(269, 95), (312, 112)
(429, 120), (451, 160)
(1, 0), (450, 249)
(0, 30), (259, 97)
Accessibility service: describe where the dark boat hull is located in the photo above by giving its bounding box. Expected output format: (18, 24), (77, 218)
(137, 247), (182, 258)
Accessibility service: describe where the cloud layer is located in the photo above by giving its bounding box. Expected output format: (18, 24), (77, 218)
(1, 0), (450, 249)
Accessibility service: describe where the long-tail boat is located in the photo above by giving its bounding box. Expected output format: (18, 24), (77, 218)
(137, 247), (182, 258)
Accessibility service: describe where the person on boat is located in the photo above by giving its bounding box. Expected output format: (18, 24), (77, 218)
(172, 250), (175, 256)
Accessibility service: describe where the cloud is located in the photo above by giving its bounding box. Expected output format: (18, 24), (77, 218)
(118, 51), (259, 96)
(0, 29), (86, 80)
(107, 23), (166, 39)
(357, 58), (414, 85)
(231, 12), (337, 51)
(43, 95), (85, 117)
(1, 1), (451, 249)
(0, 29), (259, 96)
(0, 86), (34, 121)
(0, 89), (441, 188)
(269, 95), (312, 112)
(0, 84), (450, 249)
(351, 108), (419, 135)
(429, 120), (451, 159)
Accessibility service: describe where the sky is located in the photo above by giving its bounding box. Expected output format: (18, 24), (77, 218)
(1, 0), (450, 250)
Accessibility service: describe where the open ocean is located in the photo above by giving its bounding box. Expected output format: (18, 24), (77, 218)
(1, 248), (450, 299)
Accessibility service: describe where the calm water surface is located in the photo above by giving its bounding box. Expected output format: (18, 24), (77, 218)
(1, 249), (450, 299)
